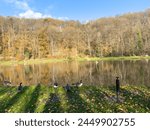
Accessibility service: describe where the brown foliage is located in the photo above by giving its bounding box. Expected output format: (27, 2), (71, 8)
(0, 10), (150, 59)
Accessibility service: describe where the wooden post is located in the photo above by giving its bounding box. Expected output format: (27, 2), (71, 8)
(116, 77), (120, 102)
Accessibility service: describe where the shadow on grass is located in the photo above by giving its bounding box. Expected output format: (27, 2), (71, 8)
(43, 92), (63, 113)
(0, 87), (13, 96)
(120, 88), (150, 112)
(84, 86), (116, 112)
(24, 84), (42, 113)
(107, 86), (150, 112)
(66, 87), (93, 113)
(0, 86), (29, 113)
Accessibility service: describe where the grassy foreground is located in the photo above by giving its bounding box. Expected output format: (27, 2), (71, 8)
(0, 56), (150, 66)
(0, 85), (150, 113)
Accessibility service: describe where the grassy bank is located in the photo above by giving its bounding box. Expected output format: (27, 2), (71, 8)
(77, 56), (150, 61)
(0, 56), (150, 66)
(0, 85), (149, 113)
(0, 58), (68, 66)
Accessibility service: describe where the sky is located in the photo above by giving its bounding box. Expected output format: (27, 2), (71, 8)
(0, 0), (150, 21)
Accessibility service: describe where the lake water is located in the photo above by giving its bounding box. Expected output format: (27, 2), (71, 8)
(0, 60), (150, 87)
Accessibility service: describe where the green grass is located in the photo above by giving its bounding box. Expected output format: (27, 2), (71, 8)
(0, 58), (68, 66)
(77, 56), (150, 61)
(0, 85), (150, 113)
(0, 56), (150, 66)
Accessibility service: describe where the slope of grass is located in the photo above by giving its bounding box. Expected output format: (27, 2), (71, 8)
(0, 85), (150, 113)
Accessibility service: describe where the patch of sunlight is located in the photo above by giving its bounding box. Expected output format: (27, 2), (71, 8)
(57, 87), (69, 112)
(8, 86), (34, 113)
(34, 86), (50, 113)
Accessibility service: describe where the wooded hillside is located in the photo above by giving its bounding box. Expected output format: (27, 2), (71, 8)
(0, 9), (150, 60)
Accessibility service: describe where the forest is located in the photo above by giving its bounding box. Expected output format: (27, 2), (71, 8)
(0, 9), (150, 60)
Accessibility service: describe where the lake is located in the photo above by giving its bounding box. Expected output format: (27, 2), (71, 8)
(0, 60), (150, 87)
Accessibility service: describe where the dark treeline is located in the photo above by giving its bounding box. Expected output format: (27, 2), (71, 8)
(0, 9), (150, 60)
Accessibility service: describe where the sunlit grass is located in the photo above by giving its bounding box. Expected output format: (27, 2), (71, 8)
(0, 85), (150, 113)
(1, 56), (150, 66)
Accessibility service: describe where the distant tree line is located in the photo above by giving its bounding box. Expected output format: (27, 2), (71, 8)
(0, 9), (150, 60)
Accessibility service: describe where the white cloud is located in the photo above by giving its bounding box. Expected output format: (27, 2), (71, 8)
(19, 10), (69, 20)
(15, 0), (30, 10)
(4, 0), (30, 10)
(19, 9), (52, 19)
(82, 20), (90, 24)
(4, 0), (69, 20)
(5, 0), (52, 19)
(57, 17), (69, 21)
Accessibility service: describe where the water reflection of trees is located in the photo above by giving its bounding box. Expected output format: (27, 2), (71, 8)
(0, 60), (150, 86)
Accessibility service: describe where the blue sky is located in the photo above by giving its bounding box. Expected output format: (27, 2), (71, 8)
(0, 0), (150, 21)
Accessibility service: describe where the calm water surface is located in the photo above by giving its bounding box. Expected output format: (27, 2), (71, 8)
(0, 60), (150, 87)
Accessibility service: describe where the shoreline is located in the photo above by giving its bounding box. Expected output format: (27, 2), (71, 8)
(0, 56), (150, 66)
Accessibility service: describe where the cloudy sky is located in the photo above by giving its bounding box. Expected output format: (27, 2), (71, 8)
(0, 0), (150, 21)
